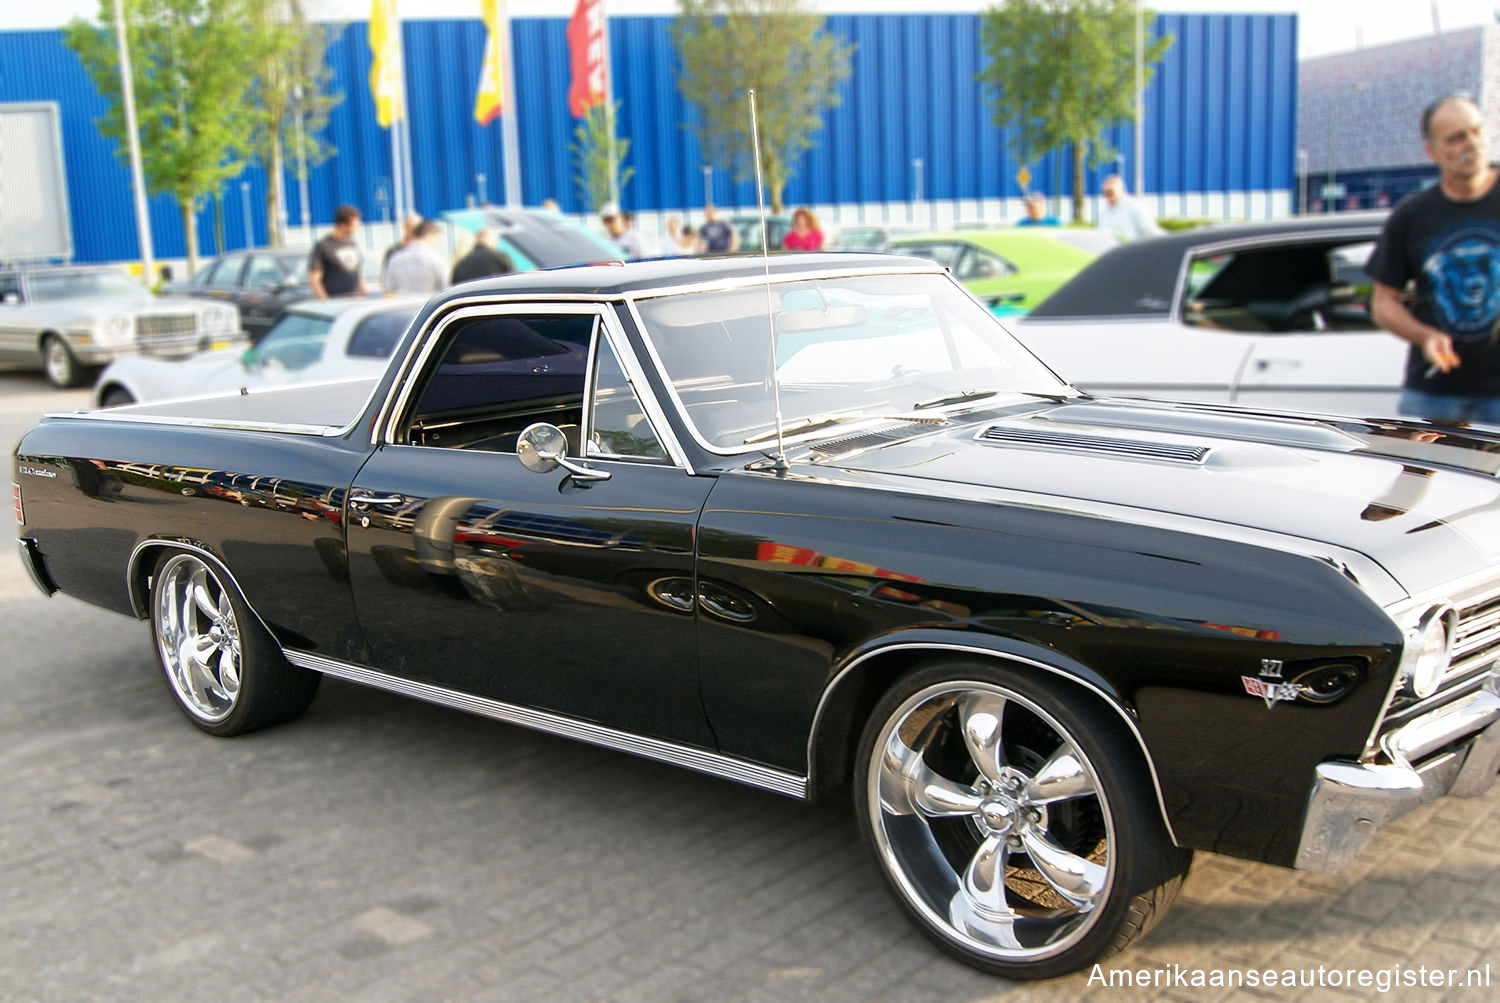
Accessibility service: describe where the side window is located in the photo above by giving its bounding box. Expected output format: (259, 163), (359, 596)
(1182, 242), (1376, 335)
(589, 339), (666, 460)
(207, 256), (245, 287)
(954, 246), (1015, 281)
(897, 242), (960, 269)
(346, 309), (413, 358)
(407, 312), (595, 453)
(243, 255), (283, 289)
(0, 275), (21, 303)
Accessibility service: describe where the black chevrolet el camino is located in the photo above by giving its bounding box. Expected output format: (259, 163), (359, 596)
(12, 254), (1500, 979)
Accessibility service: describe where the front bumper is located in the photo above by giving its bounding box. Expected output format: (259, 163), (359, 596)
(1295, 668), (1500, 872)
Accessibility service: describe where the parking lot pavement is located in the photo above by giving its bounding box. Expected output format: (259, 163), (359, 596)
(3, 370), (1498, 1001)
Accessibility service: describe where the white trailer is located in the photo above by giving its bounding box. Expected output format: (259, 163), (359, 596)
(0, 102), (72, 263)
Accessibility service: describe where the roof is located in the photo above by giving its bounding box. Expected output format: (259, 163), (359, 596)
(423, 252), (939, 304)
(1028, 212), (1390, 319)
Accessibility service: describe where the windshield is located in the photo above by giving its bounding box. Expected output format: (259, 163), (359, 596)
(635, 272), (1066, 450)
(29, 271), (142, 301)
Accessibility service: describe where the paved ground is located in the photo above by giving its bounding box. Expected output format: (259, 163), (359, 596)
(2, 368), (1498, 1001)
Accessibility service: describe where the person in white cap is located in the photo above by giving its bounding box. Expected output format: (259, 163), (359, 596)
(599, 202), (644, 259)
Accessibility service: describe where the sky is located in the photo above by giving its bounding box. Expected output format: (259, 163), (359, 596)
(4, 0), (1497, 61)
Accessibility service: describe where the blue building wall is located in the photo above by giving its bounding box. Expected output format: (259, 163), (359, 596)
(0, 11), (1297, 263)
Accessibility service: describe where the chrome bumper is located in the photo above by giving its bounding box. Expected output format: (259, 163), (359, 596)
(1295, 668), (1500, 873)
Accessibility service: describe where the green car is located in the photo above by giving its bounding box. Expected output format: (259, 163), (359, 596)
(887, 227), (1116, 315)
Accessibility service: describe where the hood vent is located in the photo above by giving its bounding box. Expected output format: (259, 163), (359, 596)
(813, 422), (938, 456)
(977, 425), (1211, 464)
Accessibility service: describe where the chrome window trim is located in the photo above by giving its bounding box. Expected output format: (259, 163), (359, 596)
(285, 649), (809, 799)
(372, 299), (692, 471)
(621, 265), (1071, 459)
(1169, 225), (1384, 325)
(810, 639), (1180, 847)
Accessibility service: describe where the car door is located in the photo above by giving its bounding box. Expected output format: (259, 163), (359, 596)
(202, 254), (246, 303)
(237, 254), (288, 336)
(0, 273), (28, 363)
(344, 302), (716, 748)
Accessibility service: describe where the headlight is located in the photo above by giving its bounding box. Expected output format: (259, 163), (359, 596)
(97, 315), (133, 345)
(1399, 605), (1456, 698)
(202, 309), (228, 332)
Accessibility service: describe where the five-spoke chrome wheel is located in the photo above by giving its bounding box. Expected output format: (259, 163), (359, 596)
(855, 662), (1190, 979)
(147, 549), (320, 735)
(154, 553), (243, 723)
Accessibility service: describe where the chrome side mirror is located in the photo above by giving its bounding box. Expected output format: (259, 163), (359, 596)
(517, 422), (610, 483)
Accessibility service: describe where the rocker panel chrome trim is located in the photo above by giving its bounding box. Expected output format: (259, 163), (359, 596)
(284, 649), (810, 799)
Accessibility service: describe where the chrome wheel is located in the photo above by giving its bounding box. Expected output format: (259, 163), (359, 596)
(43, 336), (79, 388)
(153, 554), (243, 723)
(866, 678), (1114, 966)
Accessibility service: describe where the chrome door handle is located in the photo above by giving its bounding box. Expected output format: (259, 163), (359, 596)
(349, 493), (403, 508)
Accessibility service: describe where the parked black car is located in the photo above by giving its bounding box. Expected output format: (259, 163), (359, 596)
(14, 254), (1500, 980)
(162, 249), (311, 342)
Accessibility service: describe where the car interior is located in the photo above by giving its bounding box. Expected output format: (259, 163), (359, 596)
(1182, 238), (1378, 333)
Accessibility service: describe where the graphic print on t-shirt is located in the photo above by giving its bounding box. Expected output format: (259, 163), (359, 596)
(335, 246), (361, 272)
(1422, 222), (1500, 339)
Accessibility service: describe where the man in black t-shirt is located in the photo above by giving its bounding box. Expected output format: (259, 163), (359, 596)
(696, 204), (740, 254)
(309, 204), (367, 298)
(1368, 93), (1500, 423)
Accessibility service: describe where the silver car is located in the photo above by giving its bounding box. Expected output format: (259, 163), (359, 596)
(0, 265), (243, 387)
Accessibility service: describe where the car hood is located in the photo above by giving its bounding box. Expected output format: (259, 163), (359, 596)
(805, 397), (1500, 603)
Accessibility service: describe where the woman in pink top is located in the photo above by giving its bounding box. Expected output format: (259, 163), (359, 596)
(782, 208), (824, 250)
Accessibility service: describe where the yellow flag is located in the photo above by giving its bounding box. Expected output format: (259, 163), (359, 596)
(369, 0), (404, 128)
(474, 0), (507, 124)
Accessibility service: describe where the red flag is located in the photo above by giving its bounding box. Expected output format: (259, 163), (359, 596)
(566, 0), (607, 119)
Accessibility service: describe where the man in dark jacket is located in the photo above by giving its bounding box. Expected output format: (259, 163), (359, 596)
(451, 227), (515, 285)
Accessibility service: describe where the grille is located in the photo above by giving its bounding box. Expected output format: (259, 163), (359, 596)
(976, 425), (1210, 464)
(136, 314), (198, 339)
(1380, 580), (1500, 733)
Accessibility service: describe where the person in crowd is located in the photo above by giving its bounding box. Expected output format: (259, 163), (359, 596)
(696, 204), (739, 254)
(782, 207), (825, 250)
(1017, 192), (1060, 226)
(1097, 174), (1162, 241)
(383, 218), (447, 295)
(539, 198), (561, 213)
(451, 226), (516, 285)
(664, 215), (698, 254)
(381, 211), (423, 286)
(308, 204), (367, 298)
(599, 202), (645, 259)
(1368, 92), (1500, 424)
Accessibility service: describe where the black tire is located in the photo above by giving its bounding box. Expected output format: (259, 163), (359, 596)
(42, 335), (85, 388)
(148, 550), (320, 736)
(99, 385), (136, 408)
(853, 659), (1191, 980)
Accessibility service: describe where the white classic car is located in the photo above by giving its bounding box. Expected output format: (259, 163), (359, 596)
(92, 295), (423, 407)
(0, 265), (243, 387)
(1015, 213), (1410, 419)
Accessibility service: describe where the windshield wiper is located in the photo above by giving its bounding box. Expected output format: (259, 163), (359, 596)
(913, 389), (998, 410)
(742, 413), (861, 444)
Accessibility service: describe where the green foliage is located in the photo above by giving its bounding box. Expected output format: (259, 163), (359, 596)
(673, 0), (853, 214)
(245, 1), (342, 246)
(572, 101), (634, 213)
(977, 0), (1173, 222)
(65, 0), (263, 266)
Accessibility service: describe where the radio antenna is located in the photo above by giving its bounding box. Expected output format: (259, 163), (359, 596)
(748, 88), (789, 472)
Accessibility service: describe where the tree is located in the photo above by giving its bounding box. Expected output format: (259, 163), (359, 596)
(977, 0), (1173, 222)
(66, 0), (260, 273)
(673, 0), (853, 214)
(572, 101), (634, 213)
(245, 1), (342, 247)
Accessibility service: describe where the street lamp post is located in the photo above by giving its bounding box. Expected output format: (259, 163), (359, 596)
(1297, 149), (1308, 214)
(292, 84), (312, 245)
(240, 182), (254, 248)
(911, 158), (923, 223)
(702, 165), (712, 207)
